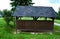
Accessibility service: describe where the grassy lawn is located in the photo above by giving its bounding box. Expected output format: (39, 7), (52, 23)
(0, 18), (60, 39)
(21, 17), (60, 23)
(54, 19), (60, 24)
(19, 17), (52, 20)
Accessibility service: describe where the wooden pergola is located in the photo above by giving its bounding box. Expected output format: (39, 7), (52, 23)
(13, 6), (57, 32)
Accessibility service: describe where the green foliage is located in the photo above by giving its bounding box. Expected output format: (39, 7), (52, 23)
(10, 0), (34, 11)
(58, 11), (60, 19)
(0, 10), (2, 14)
(57, 7), (60, 19)
(54, 19), (60, 24)
(2, 9), (13, 26)
(0, 10), (3, 17)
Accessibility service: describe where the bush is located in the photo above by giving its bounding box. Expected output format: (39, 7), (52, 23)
(2, 9), (13, 26)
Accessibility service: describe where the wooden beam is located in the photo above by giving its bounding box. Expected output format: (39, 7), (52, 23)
(16, 17), (19, 20)
(15, 17), (17, 34)
(45, 17), (47, 20)
(52, 18), (54, 32)
(19, 16), (22, 20)
(33, 17), (39, 21)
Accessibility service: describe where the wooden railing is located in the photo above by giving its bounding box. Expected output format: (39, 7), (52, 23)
(16, 20), (54, 32)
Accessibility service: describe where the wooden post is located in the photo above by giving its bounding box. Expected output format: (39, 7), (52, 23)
(14, 16), (17, 34)
(52, 18), (54, 26)
(45, 17), (47, 20)
(20, 16), (22, 20)
(52, 18), (54, 32)
(33, 17), (39, 21)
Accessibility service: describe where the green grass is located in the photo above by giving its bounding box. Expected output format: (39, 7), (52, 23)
(54, 25), (60, 31)
(0, 18), (60, 39)
(21, 17), (60, 23)
(19, 17), (52, 20)
(54, 19), (60, 24)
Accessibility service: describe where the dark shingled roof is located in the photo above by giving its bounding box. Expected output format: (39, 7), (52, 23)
(13, 6), (57, 18)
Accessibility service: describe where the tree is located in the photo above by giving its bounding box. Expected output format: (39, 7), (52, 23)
(2, 9), (13, 26)
(10, 0), (39, 20)
(0, 10), (3, 17)
(10, 0), (35, 19)
(58, 7), (60, 19)
(10, 0), (34, 11)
